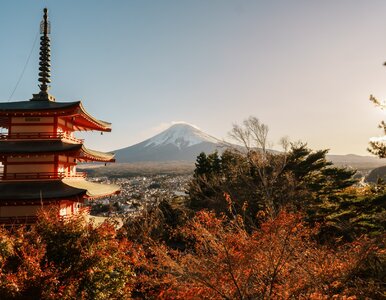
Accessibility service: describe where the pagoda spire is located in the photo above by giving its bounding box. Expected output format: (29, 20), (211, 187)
(32, 8), (55, 101)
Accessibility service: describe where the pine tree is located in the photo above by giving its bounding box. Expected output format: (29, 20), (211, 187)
(189, 144), (358, 226)
(194, 152), (211, 177)
(285, 143), (356, 197)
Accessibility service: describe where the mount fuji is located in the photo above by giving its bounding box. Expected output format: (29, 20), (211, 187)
(114, 123), (230, 162)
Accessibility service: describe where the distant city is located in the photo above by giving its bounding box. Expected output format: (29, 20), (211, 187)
(88, 174), (190, 217)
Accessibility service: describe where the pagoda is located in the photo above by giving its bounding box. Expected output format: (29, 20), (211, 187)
(0, 8), (120, 224)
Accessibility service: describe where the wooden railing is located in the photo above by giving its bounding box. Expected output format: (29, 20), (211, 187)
(0, 172), (86, 181)
(0, 208), (91, 225)
(0, 132), (83, 143)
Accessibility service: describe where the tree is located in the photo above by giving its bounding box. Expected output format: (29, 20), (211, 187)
(148, 210), (384, 299)
(189, 143), (356, 224)
(0, 209), (140, 299)
(315, 185), (386, 241)
(190, 117), (290, 218)
(194, 152), (211, 177)
(229, 116), (269, 154)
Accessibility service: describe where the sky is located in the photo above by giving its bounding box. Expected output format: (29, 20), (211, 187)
(1, 1), (386, 155)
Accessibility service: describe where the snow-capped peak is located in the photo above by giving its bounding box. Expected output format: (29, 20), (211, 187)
(144, 123), (221, 149)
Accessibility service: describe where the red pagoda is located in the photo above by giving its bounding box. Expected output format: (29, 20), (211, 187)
(0, 8), (120, 224)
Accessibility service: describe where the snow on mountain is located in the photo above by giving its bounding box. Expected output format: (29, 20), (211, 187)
(144, 123), (221, 149)
(113, 123), (386, 165)
(114, 123), (229, 162)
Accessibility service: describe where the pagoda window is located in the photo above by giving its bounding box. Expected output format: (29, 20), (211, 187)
(58, 117), (74, 132)
(59, 155), (74, 163)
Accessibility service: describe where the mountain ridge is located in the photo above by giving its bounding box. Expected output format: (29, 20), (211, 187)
(114, 123), (230, 162)
(114, 123), (386, 170)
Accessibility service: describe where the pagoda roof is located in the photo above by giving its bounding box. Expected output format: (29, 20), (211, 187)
(0, 140), (115, 162)
(0, 179), (120, 202)
(76, 102), (112, 132)
(0, 100), (79, 111)
(0, 100), (112, 132)
(0, 180), (85, 202)
(63, 178), (120, 199)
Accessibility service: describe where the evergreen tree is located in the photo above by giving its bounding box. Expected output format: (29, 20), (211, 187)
(285, 144), (356, 197)
(189, 144), (358, 227)
(207, 151), (221, 174)
(194, 152), (211, 177)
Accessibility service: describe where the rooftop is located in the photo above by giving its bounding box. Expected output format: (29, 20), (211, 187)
(0, 100), (112, 132)
(0, 140), (115, 162)
(0, 179), (120, 202)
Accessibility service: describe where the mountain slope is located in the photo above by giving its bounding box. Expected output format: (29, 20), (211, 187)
(114, 123), (386, 168)
(326, 154), (386, 170)
(114, 123), (229, 162)
(365, 165), (386, 183)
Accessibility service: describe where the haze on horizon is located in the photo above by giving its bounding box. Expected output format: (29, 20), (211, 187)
(1, 1), (386, 156)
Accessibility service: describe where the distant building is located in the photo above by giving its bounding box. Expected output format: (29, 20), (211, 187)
(0, 8), (119, 224)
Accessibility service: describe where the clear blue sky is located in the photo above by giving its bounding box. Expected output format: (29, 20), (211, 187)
(1, 0), (386, 155)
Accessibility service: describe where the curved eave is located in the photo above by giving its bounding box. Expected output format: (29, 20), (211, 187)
(0, 180), (86, 202)
(74, 102), (112, 132)
(79, 145), (115, 162)
(0, 179), (120, 202)
(0, 101), (81, 128)
(0, 140), (82, 156)
(0, 100), (112, 132)
(0, 141), (115, 162)
(0, 100), (81, 113)
(62, 179), (120, 199)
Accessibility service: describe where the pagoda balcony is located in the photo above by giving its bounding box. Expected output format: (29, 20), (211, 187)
(0, 132), (83, 143)
(0, 171), (87, 181)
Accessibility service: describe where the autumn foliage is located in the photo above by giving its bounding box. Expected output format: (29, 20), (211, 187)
(0, 205), (384, 299)
(0, 209), (143, 300)
(136, 209), (383, 299)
